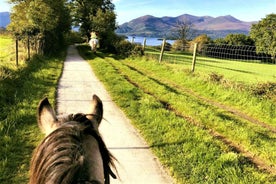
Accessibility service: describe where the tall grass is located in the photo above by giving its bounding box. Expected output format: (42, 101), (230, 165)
(78, 45), (276, 183)
(0, 35), (34, 68)
(0, 36), (14, 66)
(0, 53), (64, 183)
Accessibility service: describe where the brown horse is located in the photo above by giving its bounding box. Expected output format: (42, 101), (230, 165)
(29, 95), (116, 184)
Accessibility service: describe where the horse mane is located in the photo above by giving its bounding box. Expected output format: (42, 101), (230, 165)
(29, 113), (116, 184)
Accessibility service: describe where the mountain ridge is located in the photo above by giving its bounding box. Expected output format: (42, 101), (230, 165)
(1, 11), (255, 39)
(116, 14), (256, 39)
(0, 12), (10, 28)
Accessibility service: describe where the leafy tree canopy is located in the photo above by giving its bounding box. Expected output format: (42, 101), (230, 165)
(8, 0), (71, 55)
(213, 34), (254, 46)
(250, 14), (276, 57)
(69, 0), (116, 38)
(68, 0), (117, 50)
(190, 34), (212, 51)
(224, 34), (254, 46)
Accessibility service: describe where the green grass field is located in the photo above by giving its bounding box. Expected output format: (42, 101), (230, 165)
(0, 42), (64, 183)
(0, 36), (14, 66)
(0, 35), (33, 68)
(146, 50), (276, 84)
(78, 45), (276, 183)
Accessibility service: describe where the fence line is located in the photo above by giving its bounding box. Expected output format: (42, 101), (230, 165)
(127, 37), (274, 64)
(200, 44), (273, 63)
(140, 39), (274, 64)
(0, 37), (37, 67)
(135, 39), (276, 83)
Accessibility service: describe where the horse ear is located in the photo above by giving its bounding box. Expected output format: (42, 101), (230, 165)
(37, 98), (58, 135)
(87, 95), (103, 128)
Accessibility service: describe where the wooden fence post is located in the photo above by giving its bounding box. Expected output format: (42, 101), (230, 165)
(142, 38), (146, 51)
(159, 39), (166, 63)
(27, 35), (30, 61)
(15, 38), (19, 67)
(191, 43), (198, 72)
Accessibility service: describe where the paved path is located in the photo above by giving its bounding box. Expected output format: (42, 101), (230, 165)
(57, 45), (174, 184)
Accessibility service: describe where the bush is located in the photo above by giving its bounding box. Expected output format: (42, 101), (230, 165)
(131, 44), (144, 56)
(65, 31), (85, 45)
(113, 38), (144, 57)
(114, 40), (133, 57)
(251, 82), (276, 100)
(208, 72), (224, 83)
(172, 39), (190, 51)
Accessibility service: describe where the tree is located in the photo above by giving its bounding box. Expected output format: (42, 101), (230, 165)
(250, 14), (276, 61)
(224, 34), (254, 46)
(91, 8), (117, 50)
(8, 1), (35, 36)
(190, 34), (212, 52)
(173, 19), (195, 50)
(8, 0), (71, 55)
(214, 38), (227, 45)
(69, 0), (117, 49)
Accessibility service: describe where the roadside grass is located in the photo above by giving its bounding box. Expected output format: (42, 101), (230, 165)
(104, 57), (276, 169)
(123, 57), (276, 126)
(0, 53), (64, 183)
(78, 45), (276, 183)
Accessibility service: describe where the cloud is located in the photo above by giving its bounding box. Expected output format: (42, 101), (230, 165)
(112, 0), (122, 3)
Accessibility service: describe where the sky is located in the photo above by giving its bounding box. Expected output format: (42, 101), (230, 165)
(112, 0), (276, 24)
(1, 0), (275, 24)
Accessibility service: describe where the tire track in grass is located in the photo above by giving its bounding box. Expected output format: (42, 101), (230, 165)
(106, 58), (276, 175)
(124, 62), (276, 134)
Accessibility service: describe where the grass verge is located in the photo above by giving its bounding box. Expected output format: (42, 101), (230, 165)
(0, 53), (64, 183)
(78, 45), (276, 183)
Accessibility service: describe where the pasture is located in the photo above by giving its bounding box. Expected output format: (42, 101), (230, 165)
(78, 45), (276, 183)
(146, 50), (276, 84)
(0, 35), (34, 68)
(0, 36), (14, 67)
(0, 45), (64, 183)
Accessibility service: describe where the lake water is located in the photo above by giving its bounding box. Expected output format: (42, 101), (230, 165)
(126, 36), (175, 46)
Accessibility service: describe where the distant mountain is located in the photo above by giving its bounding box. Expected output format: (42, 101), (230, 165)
(0, 12), (10, 28)
(116, 14), (256, 39)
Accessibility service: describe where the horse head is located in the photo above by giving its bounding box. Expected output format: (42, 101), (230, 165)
(29, 95), (116, 184)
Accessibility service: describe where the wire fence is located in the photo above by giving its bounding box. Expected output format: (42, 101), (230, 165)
(142, 40), (276, 84)
(0, 37), (37, 67)
(145, 43), (273, 64)
(200, 44), (273, 63)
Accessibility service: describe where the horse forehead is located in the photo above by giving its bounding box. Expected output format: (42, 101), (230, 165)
(57, 114), (73, 123)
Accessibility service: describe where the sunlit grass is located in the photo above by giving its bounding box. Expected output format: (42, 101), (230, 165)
(0, 35), (34, 68)
(109, 57), (276, 165)
(123, 57), (276, 125)
(0, 53), (64, 183)
(146, 51), (276, 84)
(77, 45), (276, 183)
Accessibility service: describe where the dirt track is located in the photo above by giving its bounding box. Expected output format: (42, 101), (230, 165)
(56, 45), (174, 183)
